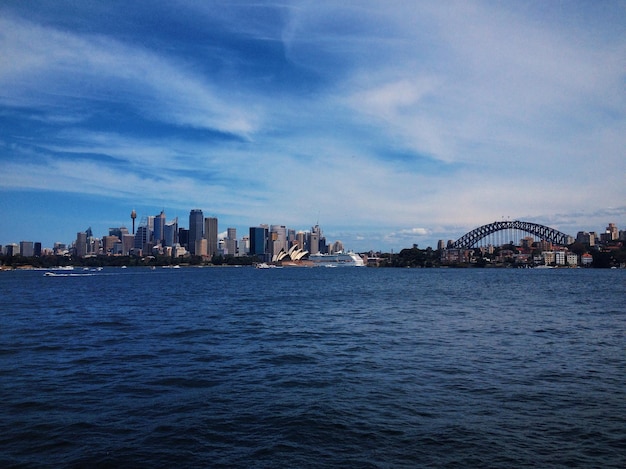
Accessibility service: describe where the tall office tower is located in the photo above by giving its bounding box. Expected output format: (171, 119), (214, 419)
(204, 217), (218, 257)
(287, 229), (296, 245)
(240, 235), (250, 255)
(225, 227), (237, 256)
(163, 218), (178, 247)
(134, 225), (149, 251)
(153, 211), (166, 246)
(319, 236), (327, 254)
(109, 227), (129, 241)
(606, 223), (619, 241)
(20, 241), (34, 257)
(188, 209), (204, 255)
(76, 232), (88, 257)
(178, 228), (189, 250)
(330, 240), (344, 254)
(270, 225), (287, 257)
(122, 234), (135, 255)
(195, 238), (208, 257)
(249, 226), (268, 259)
(102, 236), (120, 254)
(296, 231), (306, 250)
(34, 242), (42, 257)
(309, 225), (321, 254)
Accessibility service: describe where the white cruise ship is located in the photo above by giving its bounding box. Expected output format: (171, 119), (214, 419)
(308, 251), (365, 267)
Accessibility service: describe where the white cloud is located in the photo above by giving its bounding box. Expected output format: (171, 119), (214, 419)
(0, 16), (258, 135)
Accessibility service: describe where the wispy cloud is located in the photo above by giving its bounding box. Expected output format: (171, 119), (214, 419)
(0, 15), (259, 135)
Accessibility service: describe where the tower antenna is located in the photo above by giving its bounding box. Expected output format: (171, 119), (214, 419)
(130, 209), (137, 235)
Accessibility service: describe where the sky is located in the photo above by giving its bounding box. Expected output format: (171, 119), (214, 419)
(1, 0), (625, 252)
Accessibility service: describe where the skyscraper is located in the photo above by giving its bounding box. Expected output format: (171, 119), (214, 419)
(134, 225), (149, 251)
(163, 218), (178, 247)
(225, 227), (237, 256)
(153, 211), (166, 246)
(204, 217), (218, 257)
(249, 226), (268, 259)
(309, 224), (321, 254)
(76, 232), (87, 257)
(20, 241), (34, 257)
(270, 225), (287, 257)
(188, 209), (204, 255)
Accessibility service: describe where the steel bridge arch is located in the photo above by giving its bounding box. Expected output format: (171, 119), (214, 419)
(451, 220), (573, 249)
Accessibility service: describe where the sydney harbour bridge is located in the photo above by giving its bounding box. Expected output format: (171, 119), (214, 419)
(450, 220), (574, 249)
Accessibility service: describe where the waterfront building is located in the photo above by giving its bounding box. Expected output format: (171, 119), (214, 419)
(566, 253), (579, 266)
(581, 253), (593, 266)
(188, 209), (204, 255)
(441, 248), (470, 264)
(555, 251), (566, 266)
(34, 242), (42, 257)
(542, 251), (556, 265)
(204, 217), (218, 257)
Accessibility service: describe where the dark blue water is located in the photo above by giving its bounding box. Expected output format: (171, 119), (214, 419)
(1, 267), (625, 468)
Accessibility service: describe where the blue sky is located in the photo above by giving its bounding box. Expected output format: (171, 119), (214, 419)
(1, 0), (625, 251)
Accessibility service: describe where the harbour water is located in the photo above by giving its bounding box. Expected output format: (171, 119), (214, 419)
(1, 267), (625, 468)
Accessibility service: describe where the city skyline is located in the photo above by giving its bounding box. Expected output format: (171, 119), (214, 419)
(1, 205), (623, 256)
(1, 1), (625, 251)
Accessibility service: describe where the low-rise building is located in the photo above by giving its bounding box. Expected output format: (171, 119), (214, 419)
(581, 253), (593, 266)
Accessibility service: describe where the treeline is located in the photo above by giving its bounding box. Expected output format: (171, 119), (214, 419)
(0, 253), (262, 269)
(376, 247), (441, 268)
(2, 244), (625, 269)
